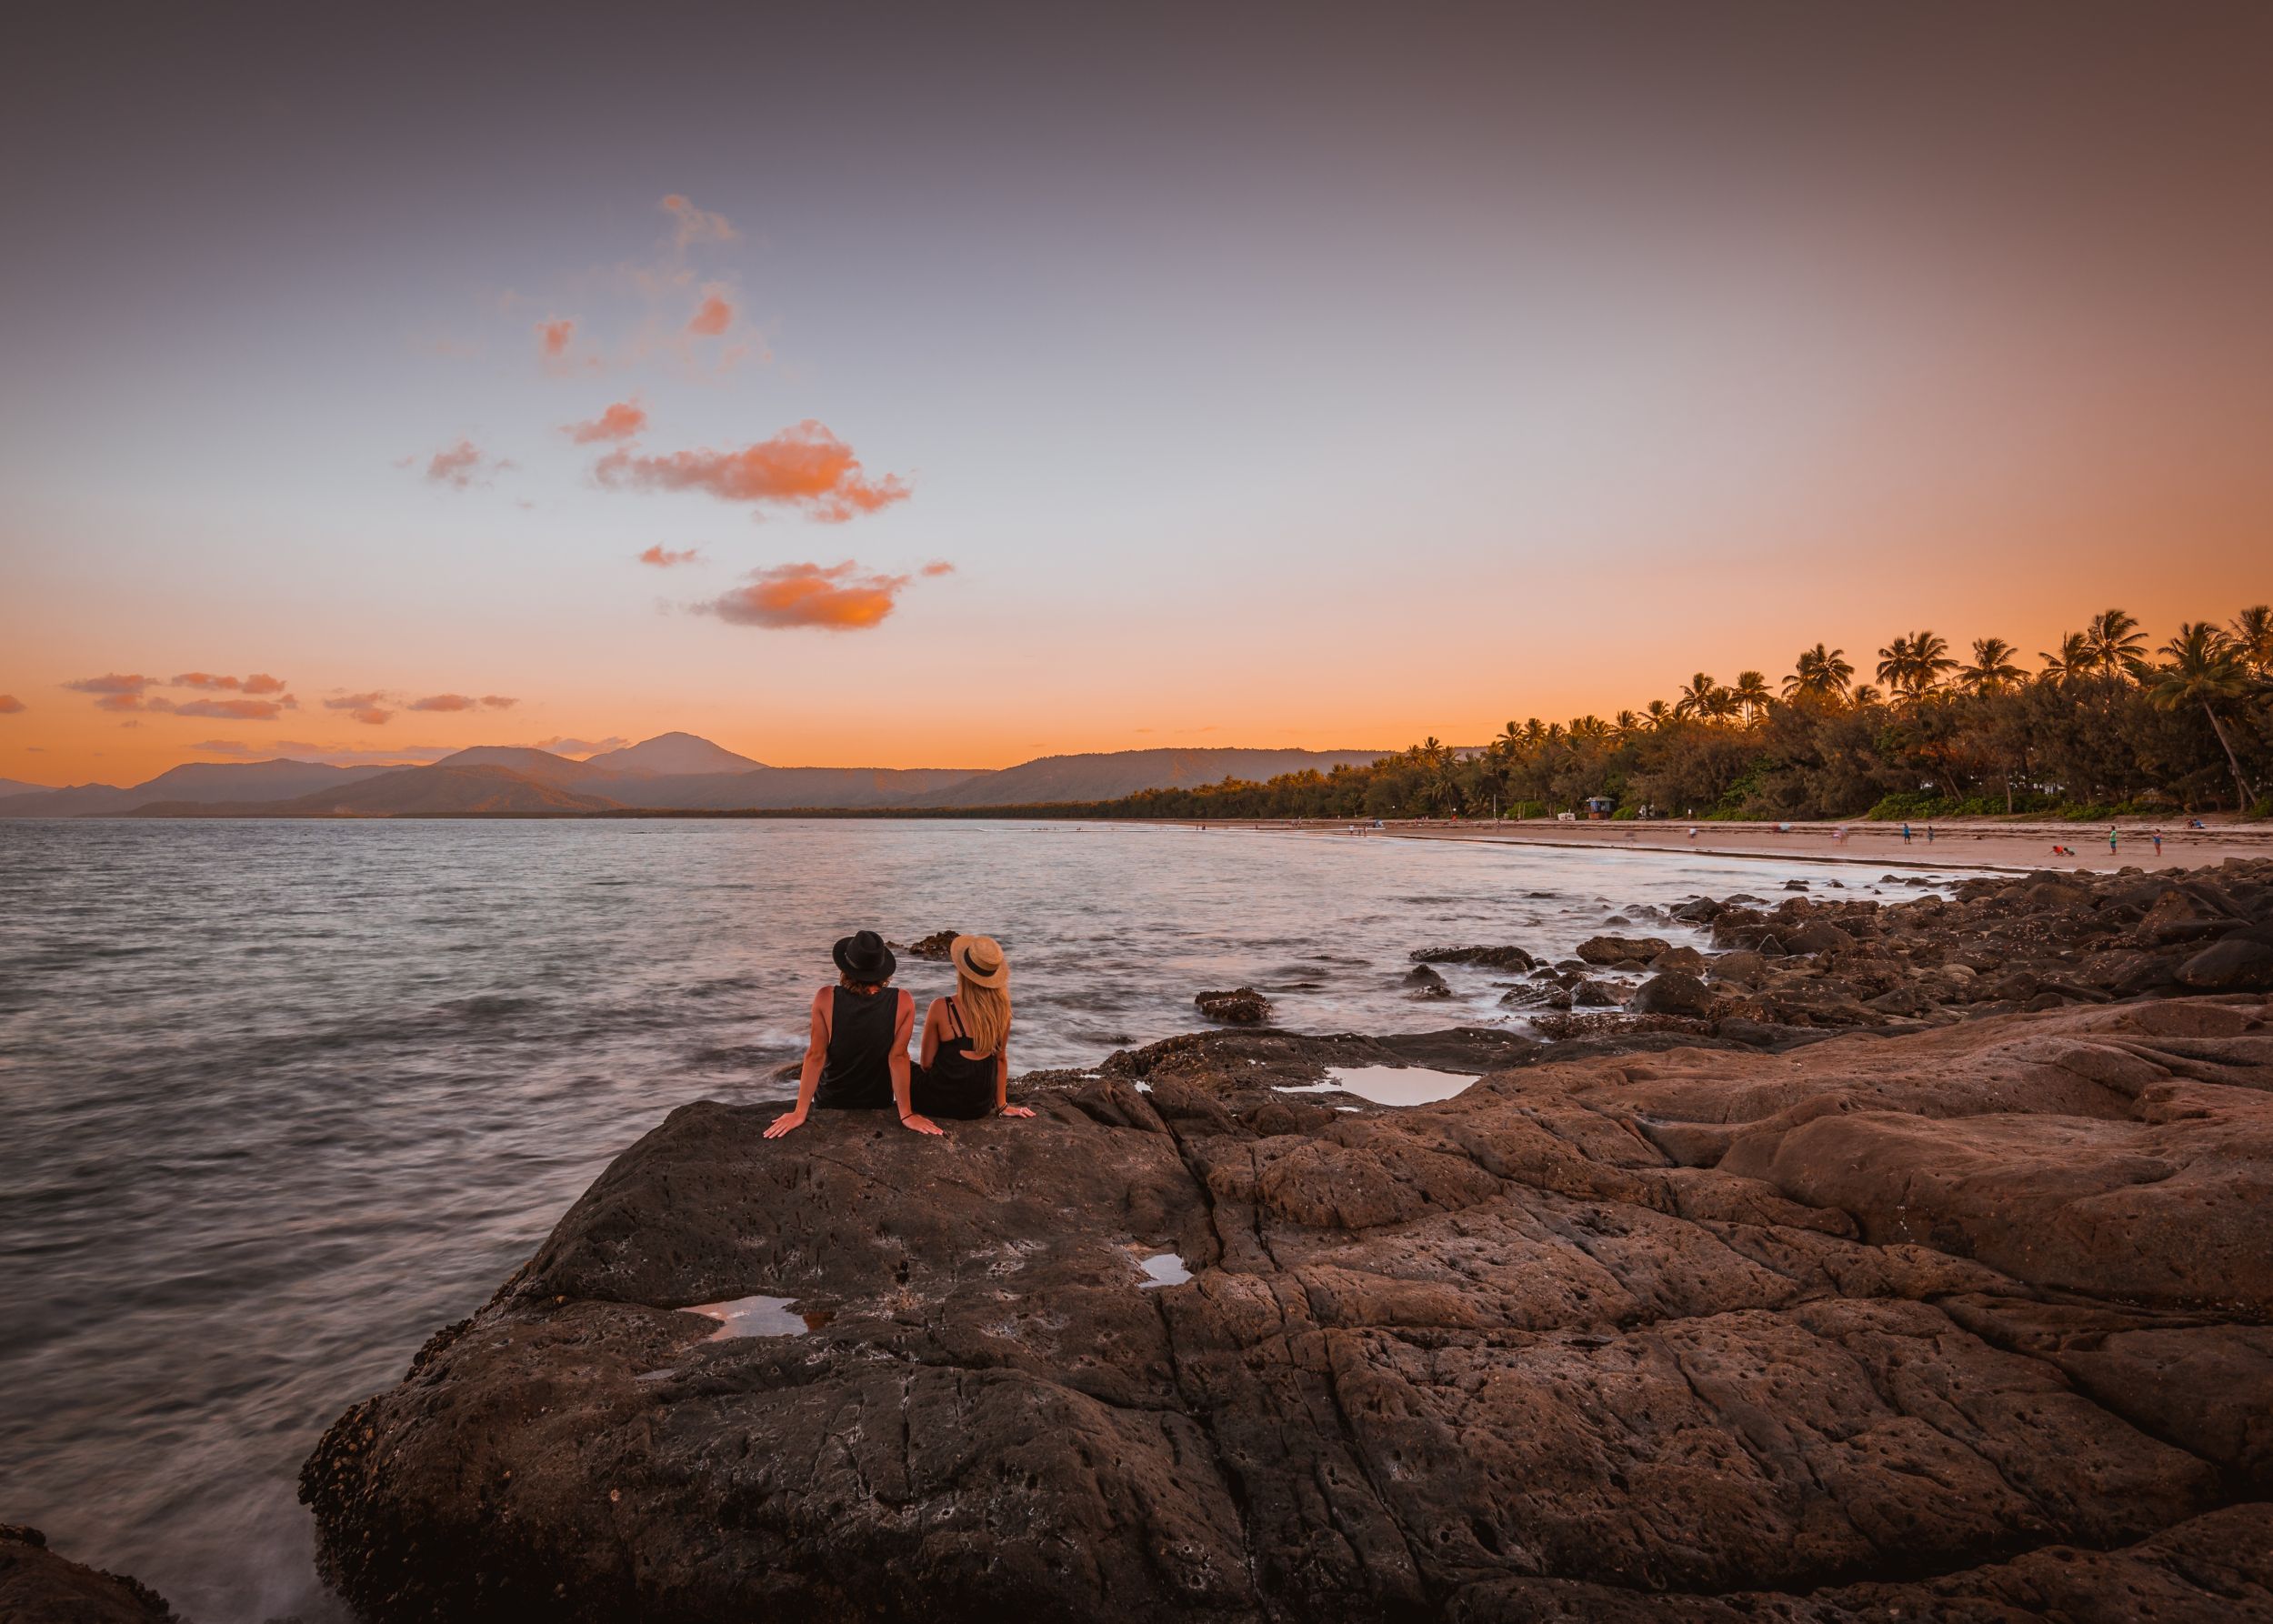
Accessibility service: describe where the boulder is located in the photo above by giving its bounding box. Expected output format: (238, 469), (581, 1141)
(1403, 965), (1453, 999)
(1779, 919), (1857, 956)
(1710, 949), (1768, 986)
(1572, 978), (1624, 1007)
(1630, 969), (1714, 1018)
(1412, 945), (1535, 970)
(2178, 937), (2273, 992)
(1647, 945), (1707, 975)
(1196, 987), (1272, 1024)
(1577, 934), (1671, 966)
(906, 928), (961, 959)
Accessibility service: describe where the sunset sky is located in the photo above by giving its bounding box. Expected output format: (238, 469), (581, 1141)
(3, 2), (2269, 786)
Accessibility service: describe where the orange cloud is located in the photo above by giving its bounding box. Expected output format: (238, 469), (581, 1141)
(536, 317), (576, 358)
(173, 671), (239, 689)
(595, 421), (910, 522)
(921, 560), (956, 576)
(696, 561), (915, 631)
(480, 695), (516, 710)
(244, 673), (287, 695)
(0, 695), (23, 714)
(686, 286), (733, 336)
(66, 673), (155, 696)
(637, 544), (701, 566)
(325, 693), (393, 726)
(660, 194), (736, 250)
(565, 399), (647, 444)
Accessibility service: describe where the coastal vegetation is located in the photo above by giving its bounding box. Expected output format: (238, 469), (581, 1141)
(1103, 606), (2273, 822)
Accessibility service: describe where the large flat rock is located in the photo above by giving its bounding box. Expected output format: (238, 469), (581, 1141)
(304, 1001), (2273, 1621)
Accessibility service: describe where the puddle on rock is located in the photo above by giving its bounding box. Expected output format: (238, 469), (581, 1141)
(1274, 1065), (1479, 1108)
(686, 1295), (818, 1339)
(1136, 1251), (1192, 1288)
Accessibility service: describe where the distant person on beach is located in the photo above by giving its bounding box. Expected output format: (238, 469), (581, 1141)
(766, 930), (936, 1139)
(910, 935), (1035, 1122)
(1901, 823), (1912, 844)
(2153, 830), (2164, 857)
(2108, 827), (2118, 855)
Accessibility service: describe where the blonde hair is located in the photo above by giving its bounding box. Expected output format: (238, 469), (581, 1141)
(955, 975), (1011, 1059)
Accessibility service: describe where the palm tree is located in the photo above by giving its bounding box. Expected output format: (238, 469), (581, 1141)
(1782, 644), (1853, 703)
(1876, 631), (1958, 703)
(1958, 636), (2025, 695)
(2146, 624), (2258, 812)
(1612, 708), (1641, 741)
(1643, 699), (1673, 729)
(2038, 631), (2093, 686)
(1732, 671), (1772, 721)
(1850, 682), (1885, 707)
(2230, 605), (2273, 677)
(2085, 607), (2148, 683)
(1674, 672), (1719, 720)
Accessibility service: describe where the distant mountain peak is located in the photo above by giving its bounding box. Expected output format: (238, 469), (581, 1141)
(585, 732), (768, 777)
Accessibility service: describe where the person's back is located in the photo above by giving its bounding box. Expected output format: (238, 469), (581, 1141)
(812, 981), (901, 1109)
(912, 935), (1036, 1124)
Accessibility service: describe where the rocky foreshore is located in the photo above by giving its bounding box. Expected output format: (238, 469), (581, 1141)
(297, 862), (2273, 1622)
(0, 1525), (175, 1621)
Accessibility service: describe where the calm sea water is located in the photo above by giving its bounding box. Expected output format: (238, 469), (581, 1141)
(0, 818), (1960, 1621)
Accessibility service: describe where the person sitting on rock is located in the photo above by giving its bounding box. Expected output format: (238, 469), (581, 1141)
(766, 930), (939, 1139)
(910, 935), (1036, 1123)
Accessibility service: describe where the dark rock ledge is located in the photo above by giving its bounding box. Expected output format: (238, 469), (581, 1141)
(301, 992), (2273, 1622)
(0, 1525), (175, 1621)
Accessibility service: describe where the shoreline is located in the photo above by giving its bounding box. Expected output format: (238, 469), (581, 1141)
(1172, 815), (2273, 875)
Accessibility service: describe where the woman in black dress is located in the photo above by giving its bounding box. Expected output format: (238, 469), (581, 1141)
(765, 929), (942, 1138)
(910, 935), (1034, 1122)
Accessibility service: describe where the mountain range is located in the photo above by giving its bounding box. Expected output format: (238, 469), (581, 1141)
(0, 734), (1390, 818)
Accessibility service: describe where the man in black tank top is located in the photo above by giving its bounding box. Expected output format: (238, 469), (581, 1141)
(765, 931), (943, 1138)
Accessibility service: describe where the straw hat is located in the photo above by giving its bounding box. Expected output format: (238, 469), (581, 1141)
(949, 934), (1008, 988)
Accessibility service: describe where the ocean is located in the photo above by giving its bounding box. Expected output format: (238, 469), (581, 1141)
(0, 817), (1958, 1620)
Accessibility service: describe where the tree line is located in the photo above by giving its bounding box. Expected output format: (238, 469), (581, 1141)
(1098, 607), (2273, 823)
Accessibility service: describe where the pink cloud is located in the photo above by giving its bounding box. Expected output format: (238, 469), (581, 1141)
(921, 560), (956, 576)
(244, 673), (287, 695)
(637, 544), (701, 567)
(595, 420), (910, 522)
(480, 695), (516, 710)
(696, 561), (916, 631)
(66, 673), (155, 696)
(660, 194), (737, 250)
(0, 694), (23, 715)
(423, 440), (512, 489)
(165, 697), (288, 721)
(565, 400), (647, 444)
(536, 317), (576, 358)
(407, 694), (477, 712)
(325, 693), (394, 726)
(686, 286), (734, 336)
(173, 671), (240, 690)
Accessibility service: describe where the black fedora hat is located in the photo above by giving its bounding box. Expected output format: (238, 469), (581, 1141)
(832, 929), (896, 982)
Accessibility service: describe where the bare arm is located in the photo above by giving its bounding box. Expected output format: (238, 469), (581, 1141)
(766, 988), (832, 1138)
(997, 1037), (1033, 1118)
(895, 991), (940, 1136)
(919, 997), (944, 1069)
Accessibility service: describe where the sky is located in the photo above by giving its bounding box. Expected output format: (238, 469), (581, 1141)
(3, 1), (2269, 786)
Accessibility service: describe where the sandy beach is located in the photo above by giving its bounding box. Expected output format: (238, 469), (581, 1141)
(1244, 816), (2273, 873)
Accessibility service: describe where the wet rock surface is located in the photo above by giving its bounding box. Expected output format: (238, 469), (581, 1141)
(1196, 987), (1274, 1025)
(0, 1525), (175, 1622)
(305, 978), (2273, 1622)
